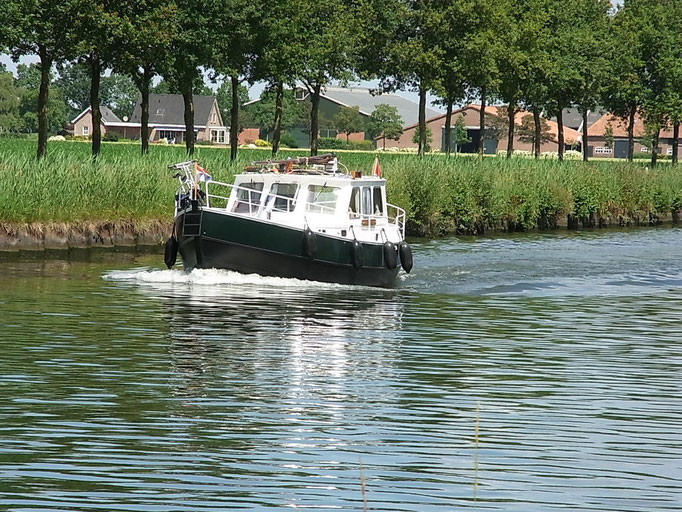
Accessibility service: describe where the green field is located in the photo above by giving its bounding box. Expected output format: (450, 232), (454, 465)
(1, 139), (681, 236)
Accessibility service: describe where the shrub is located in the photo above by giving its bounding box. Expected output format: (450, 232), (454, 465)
(254, 139), (272, 147)
(317, 137), (373, 150)
(279, 132), (298, 148)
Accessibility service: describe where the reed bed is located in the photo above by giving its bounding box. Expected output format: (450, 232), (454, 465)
(1, 139), (681, 236)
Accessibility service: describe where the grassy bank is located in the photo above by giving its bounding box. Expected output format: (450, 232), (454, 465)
(1, 139), (681, 237)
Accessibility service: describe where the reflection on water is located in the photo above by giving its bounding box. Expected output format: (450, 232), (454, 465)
(1, 228), (681, 511)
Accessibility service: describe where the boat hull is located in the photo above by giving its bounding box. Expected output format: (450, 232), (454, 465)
(174, 209), (401, 287)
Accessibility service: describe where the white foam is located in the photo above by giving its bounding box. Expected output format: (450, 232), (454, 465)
(103, 267), (353, 290)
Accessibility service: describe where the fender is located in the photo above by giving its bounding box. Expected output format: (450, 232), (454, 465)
(164, 236), (178, 269)
(399, 241), (413, 273)
(383, 241), (398, 270)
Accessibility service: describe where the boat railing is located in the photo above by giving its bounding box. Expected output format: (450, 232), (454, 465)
(387, 203), (406, 239)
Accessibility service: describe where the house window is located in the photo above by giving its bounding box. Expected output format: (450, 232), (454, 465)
(156, 108), (165, 116)
(211, 113), (217, 123)
(158, 130), (177, 142)
(640, 146), (650, 153)
(594, 147), (611, 155)
(210, 129), (226, 143)
(82, 126), (89, 136)
(295, 89), (306, 100)
(667, 147), (674, 156)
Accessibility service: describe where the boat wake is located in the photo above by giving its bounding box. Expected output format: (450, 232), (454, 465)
(103, 267), (359, 290)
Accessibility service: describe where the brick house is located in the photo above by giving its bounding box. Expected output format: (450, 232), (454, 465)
(586, 112), (682, 159)
(377, 104), (581, 154)
(71, 94), (259, 145)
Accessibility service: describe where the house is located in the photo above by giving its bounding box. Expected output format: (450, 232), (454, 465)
(128, 94), (227, 144)
(586, 112), (682, 158)
(71, 106), (134, 138)
(378, 104), (582, 154)
(246, 85), (440, 148)
(70, 94), (259, 145)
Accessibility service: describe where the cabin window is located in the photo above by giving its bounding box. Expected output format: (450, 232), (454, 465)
(307, 185), (340, 214)
(349, 187), (361, 216)
(373, 186), (384, 215)
(361, 187), (372, 215)
(156, 108), (165, 116)
(82, 126), (89, 136)
(232, 182), (263, 213)
(271, 183), (299, 212)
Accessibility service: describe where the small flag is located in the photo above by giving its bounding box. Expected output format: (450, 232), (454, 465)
(195, 162), (212, 182)
(372, 157), (381, 177)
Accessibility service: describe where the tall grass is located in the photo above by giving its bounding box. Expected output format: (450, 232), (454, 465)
(1, 139), (681, 236)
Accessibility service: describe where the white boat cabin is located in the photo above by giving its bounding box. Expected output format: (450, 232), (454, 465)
(204, 170), (405, 244)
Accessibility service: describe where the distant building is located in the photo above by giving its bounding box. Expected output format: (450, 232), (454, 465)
(586, 112), (682, 159)
(70, 94), (259, 145)
(246, 86), (439, 148)
(377, 104), (581, 154)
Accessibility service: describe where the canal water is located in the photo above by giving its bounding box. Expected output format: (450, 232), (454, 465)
(1, 228), (681, 511)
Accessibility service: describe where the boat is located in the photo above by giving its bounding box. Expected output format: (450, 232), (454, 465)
(163, 154), (413, 287)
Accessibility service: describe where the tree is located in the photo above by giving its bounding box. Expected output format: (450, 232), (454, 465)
(517, 113), (552, 149)
(604, 1), (648, 162)
(603, 122), (614, 151)
(216, 79), (250, 134)
(0, 71), (21, 133)
(453, 114), (471, 153)
(15, 63), (69, 134)
(412, 126), (433, 152)
(378, 0), (444, 156)
(212, 0), (260, 160)
(248, 88), (305, 141)
(251, 0), (306, 155)
(99, 74), (138, 120)
(2, 0), (76, 158)
(164, 0), (220, 156)
(290, 0), (358, 155)
(66, 0), (133, 158)
(114, 0), (176, 154)
(454, 0), (510, 156)
(333, 105), (364, 142)
(367, 104), (403, 149)
(53, 62), (91, 117)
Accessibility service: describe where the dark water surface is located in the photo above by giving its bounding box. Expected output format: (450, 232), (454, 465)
(1, 228), (681, 511)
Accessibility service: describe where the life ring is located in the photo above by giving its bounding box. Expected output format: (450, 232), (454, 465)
(383, 241), (398, 269)
(351, 239), (364, 269)
(164, 236), (178, 269)
(399, 241), (413, 273)
(302, 228), (317, 259)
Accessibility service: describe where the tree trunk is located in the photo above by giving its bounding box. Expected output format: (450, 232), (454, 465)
(309, 82), (322, 156)
(140, 67), (151, 156)
(182, 87), (195, 156)
(651, 127), (660, 168)
(89, 56), (102, 159)
(418, 84), (426, 156)
(229, 75), (239, 161)
(506, 103), (515, 158)
(444, 100), (453, 155)
(533, 107), (541, 159)
(271, 81), (283, 156)
(36, 48), (51, 160)
(478, 87), (486, 156)
(556, 106), (564, 161)
(627, 106), (635, 162)
(582, 109), (589, 161)
(673, 122), (679, 165)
